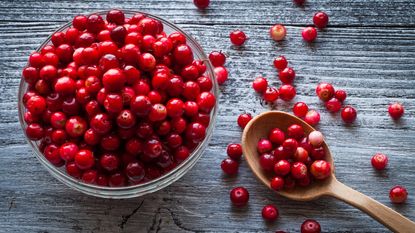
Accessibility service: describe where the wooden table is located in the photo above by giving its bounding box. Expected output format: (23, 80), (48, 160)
(1, 1), (414, 232)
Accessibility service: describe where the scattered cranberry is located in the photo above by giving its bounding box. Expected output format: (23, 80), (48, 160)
(214, 66), (228, 85)
(371, 153), (388, 170)
(221, 158), (239, 175)
(388, 103), (404, 120)
(279, 67), (296, 84)
(209, 51), (226, 67)
(230, 187), (249, 206)
(229, 30), (247, 46)
(293, 102), (309, 118)
(304, 110), (320, 126)
(227, 143), (243, 160)
(389, 186), (408, 204)
(341, 106), (357, 123)
(262, 204), (279, 221)
(279, 84), (296, 101)
(301, 219), (321, 233)
(313, 12), (329, 29)
(302, 27), (317, 42)
(325, 98), (342, 113)
(263, 87), (279, 102)
(193, 0), (210, 9)
(252, 77), (268, 93)
(316, 83), (335, 102)
(273, 56), (288, 70)
(335, 90), (347, 102)
(237, 113), (253, 129)
(270, 24), (286, 41)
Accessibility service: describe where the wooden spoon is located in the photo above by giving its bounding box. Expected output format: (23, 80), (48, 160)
(242, 111), (415, 233)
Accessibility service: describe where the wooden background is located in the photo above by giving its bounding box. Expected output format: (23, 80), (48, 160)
(0, 0), (414, 232)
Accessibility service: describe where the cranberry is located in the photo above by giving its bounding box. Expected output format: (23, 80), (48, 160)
(130, 95), (152, 117)
(183, 101), (199, 117)
(341, 106), (357, 123)
(109, 172), (127, 187)
(270, 176), (285, 191)
(143, 139), (163, 159)
(149, 104), (167, 122)
(294, 147), (309, 163)
(229, 30), (247, 46)
(185, 122), (206, 143)
(304, 110), (320, 126)
(279, 67), (295, 84)
(100, 134), (120, 151)
(308, 131), (324, 147)
(293, 102), (309, 118)
(301, 219), (321, 233)
(90, 113), (112, 134)
(28, 52), (44, 68)
(82, 170), (98, 184)
(273, 146), (291, 161)
(65, 116), (87, 138)
(72, 15), (87, 30)
(237, 113), (253, 129)
(173, 44), (194, 66)
(257, 138), (273, 153)
(99, 153), (120, 172)
(86, 14), (105, 34)
(84, 128), (101, 145)
(197, 92), (216, 113)
(270, 24), (286, 41)
(268, 128), (285, 145)
(197, 76), (213, 92)
(279, 84), (296, 101)
(388, 103), (404, 120)
(389, 186), (408, 204)
(59, 142), (79, 162)
(262, 204), (279, 221)
(252, 77), (268, 93)
(22, 66), (39, 85)
(51, 129), (67, 144)
(273, 56), (288, 71)
(302, 27), (317, 42)
(325, 98), (342, 113)
(310, 160), (331, 180)
(182, 81), (201, 100)
(313, 12), (329, 29)
(209, 51), (226, 67)
(125, 162), (145, 182)
(26, 95), (46, 115)
(214, 66), (228, 85)
(259, 153), (276, 171)
(227, 143), (243, 160)
(263, 87), (279, 102)
(287, 124), (304, 140)
(102, 68), (126, 92)
(74, 149), (94, 170)
(316, 83), (335, 102)
(291, 162), (308, 179)
(174, 146), (190, 162)
(311, 147), (325, 160)
(106, 9), (125, 25)
(293, 0), (305, 5)
(230, 187), (249, 206)
(221, 158), (239, 175)
(43, 144), (63, 166)
(193, 0), (210, 9)
(274, 160), (291, 176)
(371, 153), (388, 170)
(335, 90), (347, 102)
(66, 162), (82, 178)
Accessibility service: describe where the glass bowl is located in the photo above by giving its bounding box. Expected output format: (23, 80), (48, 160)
(18, 10), (218, 199)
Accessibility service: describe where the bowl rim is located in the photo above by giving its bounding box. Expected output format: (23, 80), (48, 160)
(18, 9), (219, 198)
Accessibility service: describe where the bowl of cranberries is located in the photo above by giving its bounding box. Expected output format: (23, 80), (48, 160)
(18, 9), (218, 198)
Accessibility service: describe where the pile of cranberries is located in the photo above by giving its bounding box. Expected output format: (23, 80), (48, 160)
(21, 10), (217, 187)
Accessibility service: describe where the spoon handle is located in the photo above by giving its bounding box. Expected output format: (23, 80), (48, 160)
(328, 180), (415, 233)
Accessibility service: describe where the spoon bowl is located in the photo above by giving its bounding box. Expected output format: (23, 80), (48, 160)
(242, 111), (415, 232)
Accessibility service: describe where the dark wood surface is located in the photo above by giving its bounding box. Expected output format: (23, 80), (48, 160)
(0, 0), (414, 232)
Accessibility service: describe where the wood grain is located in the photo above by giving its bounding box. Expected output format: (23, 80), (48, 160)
(0, 0), (414, 232)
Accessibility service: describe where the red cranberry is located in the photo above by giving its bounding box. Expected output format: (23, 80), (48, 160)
(73, 15), (87, 30)
(230, 187), (249, 206)
(335, 90), (347, 102)
(51, 129), (67, 144)
(86, 14), (105, 34)
(65, 116), (87, 138)
(388, 103), (404, 120)
(313, 12), (329, 29)
(227, 143), (243, 160)
(293, 102), (309, 118)
(28, 52), (45, 68)
(270, 176), (285, 191)
(66, 162), (82, 178)
(310, 160), (331, 180)
(279, 84), (296, 101)
(371, 153), (388, 170)
(263, 87), (279, 102)
(294, 147), (309, 163)
(252, 77), (268, 93)
(197, 92), (216, 113)
(44, 144), (63, 166)
(149, 104), (167, 122)
(262, 204), (279, 221)
(341, 106), (357, 123)
(268, 128), (285, 145)
(174, 146), (190, 162)
(99, 153), (120, 172)
(279, 67), (295, 84)
(182, 81), (201, 100)
(282, 138), (298, 153)
(109, 172), (127, 187)
(291, 162), (308, 179)
(308, 131), (324, 147)
(106, 9), (125, 25)
(274, 160), (291, 176)
(116, 110), (136, 129)
(293, 0), (305, 5)
(125, 162), (145, 182)
(84, 128), (101, 145)
(90, 113), (112, 134)
(197, 76), (213, 92)
(311, 147), (325, 160)
(185, 122), (206, 143)
(304, 110), (320, 126)
(237, 113), (253, 129)
(325, 98), (342, 113)
(143, 139), (163, 159)
(125, 138), (143, 155)
(82, 170), (97, 184)
(302, 27), (317, 42)
(74, 149), (94, 170)
(316, 82), (335, 102)
(173, 44), (194, 66)
(221, 158), (239, 175)
(209, 51), (226, 67)
(183, 101), (199, 117)
(22, 66), (39, 85)
(59, 142), (79, 162)
(100, 134), (120, 151)
(102, 68), (126, 92)
(301, 219), (321, 233)
(259, 153), (276, 171)
(257, 138), (273, 153)
(229, 30), (247, 46)
(389, 186), (408, 204)
(270, 24), (286, 41)
(287, 124), (304, 140)
(193, 0), (210, 9)
(26, 95), (46, 115)
(214, 66), (228, 85)
(273, 56), (288, 70)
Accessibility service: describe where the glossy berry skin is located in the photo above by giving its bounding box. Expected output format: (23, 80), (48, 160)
(335, 90), (347, 102)
(237, 113), (253, 129)
(227, 143), (243, 160)
(263, 87), (279, 102)
(371, 153), (388, 170)
(316, 83), (335, 102)
(274, 160), (291, 176)
(270, 24), (286, 41)
(26, 123), (44, 140)
(270, 176), (284, 191)
(197, 92), (216, 113)
(302, 27), (317, 42)
(389, 186), (408, 204)
(301, 219), (321, 233)
(125, 162), (145, 182)
(229, 30), (247, 46)
(214, 66), (228, 85)
(209, 51), (226, 67)
(259, 153), (276, 171)
(74, 149), (94, 170)
(268, 128), (285, 145)
(293, 102), (309, 118)
(279, 67), (295, 84)
(341, 106), (357, 123)
(291, 162), (308, 179)
(257, 138), (273, 153)
(287, 124), (304, 140)
(325, 98), (342, 113)
(273, 56), (288, 70)
(388, 103), (404, 120)
(313, 12), (329, 29)
(308, 131), (324, 147)
(252, 77), (268, 93)
(65, 116), (87, 138)
(262, 204), (279, 221)
(193, 0), (210, 9)
(230, 187), (249, 206)
(173, 44), (194, 66)
(221, 158), (239, 175)
(310, 160), (331, 180)
(304, 110), (320, 126)
(99, 153), (120, 172)
(279, 84), (296, 101)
